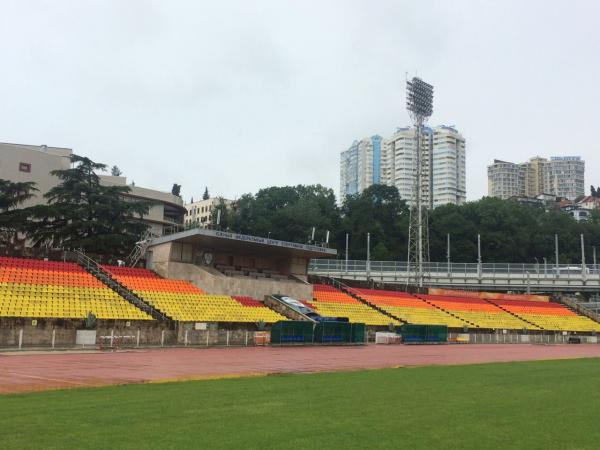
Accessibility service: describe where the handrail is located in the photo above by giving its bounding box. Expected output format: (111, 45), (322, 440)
(325, 277), (404, 325)
(71, 250), (170, 322)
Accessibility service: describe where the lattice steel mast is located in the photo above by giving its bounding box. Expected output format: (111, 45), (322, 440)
(406, 77), (433, 288)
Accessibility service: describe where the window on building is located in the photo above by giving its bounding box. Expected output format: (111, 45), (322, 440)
(19, 162), (31, 173)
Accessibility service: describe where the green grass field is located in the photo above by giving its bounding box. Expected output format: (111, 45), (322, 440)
(2, 359), (600, 449)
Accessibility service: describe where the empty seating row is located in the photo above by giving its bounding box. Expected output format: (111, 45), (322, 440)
(312, 284), (398, 326)
(417, 294), (539, 330)
(489, 298), (600, 332)
(104, 265), (287, 323)
(355, 289), (466, 328)
(0, 257), (151, 320)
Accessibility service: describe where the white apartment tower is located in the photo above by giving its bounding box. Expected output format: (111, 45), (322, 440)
(339, 136), (382, 199)
(487, 156), (585, 200)
(378, 125), (466, 207)
(431, 126), (467, 207)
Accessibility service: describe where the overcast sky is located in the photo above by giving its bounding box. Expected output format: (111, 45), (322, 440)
(1, 1), (599, 202)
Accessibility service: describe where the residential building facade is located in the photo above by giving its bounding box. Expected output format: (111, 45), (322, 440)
(339, 135), (382, 199)
(0, 142), (186, 237)
(487, 156), (585, 200)
(343, 125), (466, 208)
(184, 197), (232, 229)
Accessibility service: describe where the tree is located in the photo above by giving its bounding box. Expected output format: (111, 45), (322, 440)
(171, 184), (181, 197)
(0, 179), (38, 247)
(210, 197), (231, 229)
(203, 187), (210, 200)
(0, 179), (37, 212)
(224, 185), (340, 243)
(110, 165), (122, 177)
(338, 185), (408, 260)
(591, 185), (598, 198)
(26, 155), (150, 257)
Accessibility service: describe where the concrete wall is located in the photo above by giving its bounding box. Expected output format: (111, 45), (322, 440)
(149, 241), (312, 278)
(0, 143), (72, 208)
(153, 261), (313, 300)
(0, 318), (177, 348)
(0, 317), (273, 348)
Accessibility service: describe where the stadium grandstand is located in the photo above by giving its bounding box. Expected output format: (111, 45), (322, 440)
(353, 288), (466, 328)
(2, 244), (600, 349)
(103, 265), (286, 323)
(311, 284), (399, 326)
(0, 257), (150, 321)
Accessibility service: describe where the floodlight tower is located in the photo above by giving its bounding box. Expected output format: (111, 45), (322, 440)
(406, 77), (433, 288)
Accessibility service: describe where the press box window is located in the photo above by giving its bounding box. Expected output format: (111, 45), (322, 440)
(19, 162), (31, 173)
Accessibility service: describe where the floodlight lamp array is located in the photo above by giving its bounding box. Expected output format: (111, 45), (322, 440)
(406, 77), (433, 118)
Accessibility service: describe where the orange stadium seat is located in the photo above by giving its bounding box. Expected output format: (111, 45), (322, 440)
(103, 265), (287, 323)
(355, 288), (466, 328)
(488, 298), (600, 332)
(311, 284), (398, 325)
(0, 257), (151, 320)
(416, 294), (539, 330)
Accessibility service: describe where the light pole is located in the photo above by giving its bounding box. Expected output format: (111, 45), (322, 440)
(543, 257), (547, 277)
(406, 76), (433, 289)
(366, 232), (371, 278)
(447, 233), (451, 276)
(477, 234), (482, 278)
(581, 234), (587, 280)
(555, 234), (559, 277)
(345, 233), (349, 273)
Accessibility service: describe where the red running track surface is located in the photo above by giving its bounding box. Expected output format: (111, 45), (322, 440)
(2, 344), (600, 394)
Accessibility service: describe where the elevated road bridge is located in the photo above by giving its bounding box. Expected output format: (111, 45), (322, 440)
(308, 260), (600, 293)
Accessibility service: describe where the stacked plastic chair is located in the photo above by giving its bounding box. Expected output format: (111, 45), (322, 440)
(103, 266), (286, 323)
(355, 288), (466, 328)
(0, 257), (151, 320)
(312, 284), (398, 325)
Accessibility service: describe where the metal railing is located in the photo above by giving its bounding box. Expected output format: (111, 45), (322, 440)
(71, 250), (170, 321)
(308, 259), (600, 290)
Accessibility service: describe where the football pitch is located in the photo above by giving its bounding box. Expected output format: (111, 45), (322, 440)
(2, 358), (600, 449)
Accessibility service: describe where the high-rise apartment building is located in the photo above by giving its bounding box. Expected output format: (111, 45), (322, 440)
(339, 135), (382, 198)
(548, 156), (585, 200)
(341, 125), (466, 208)
(487, 160), (525, 199)
(487, 156), (585, 200)
(431, 126), (467, 207)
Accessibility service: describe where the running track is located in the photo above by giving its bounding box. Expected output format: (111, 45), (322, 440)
(2, 344), (600, 394)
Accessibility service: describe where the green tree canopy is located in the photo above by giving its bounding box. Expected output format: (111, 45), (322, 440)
(0, 179), (38, 247)
(337, 184), (409, 260)
(26, 155), (150, 257)
(223, 185), (340, 243)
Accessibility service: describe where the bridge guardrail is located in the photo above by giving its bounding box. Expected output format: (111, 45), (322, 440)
(308, 259), (600, 291)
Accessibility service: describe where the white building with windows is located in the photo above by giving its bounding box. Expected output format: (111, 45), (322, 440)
(0, 142), (186, 236)
(184, 197), (232, 229)
(340, 126), (466, 208)
(339, 136), (382, 199)
(380, 125), (466, 208)
(488, 156), (585, 200)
